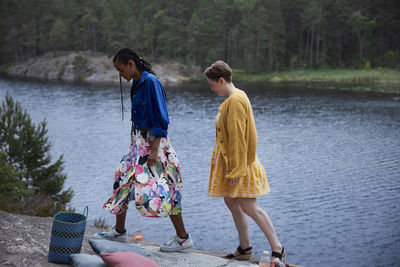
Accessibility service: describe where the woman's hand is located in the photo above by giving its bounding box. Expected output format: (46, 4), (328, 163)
(147, 136), (161, 167)
(147, 149), (158, 167)
(229, 178), (240, 185)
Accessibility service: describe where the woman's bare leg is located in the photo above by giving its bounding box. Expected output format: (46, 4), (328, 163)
(224, 197), (252, 255)
(169, 213), (188, 239)
(115, 203), (128, 232)
(238, 198), (282, 254)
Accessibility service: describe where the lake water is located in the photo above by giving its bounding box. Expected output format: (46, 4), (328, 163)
(1, 77), (399, 267)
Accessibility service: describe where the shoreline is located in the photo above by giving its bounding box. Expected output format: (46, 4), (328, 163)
(233, 69), (400, 84)
(1, 210), (305, 266)
(0, 51), (202, 86)
(3, 71), (400, 97)
(186, 69), (400, 95)
(1, 52), (399, 95)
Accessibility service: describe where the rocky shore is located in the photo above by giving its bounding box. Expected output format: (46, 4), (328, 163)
(0, 210), (304, 266)
(0, 210), (262, 267)
(0, 210), (97, 267)
(2, 51), (202, 85)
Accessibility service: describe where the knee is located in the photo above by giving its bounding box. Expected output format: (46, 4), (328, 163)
(240, 205), (252, 216)
(224, 197), (238, 211)
(240, 204), (261, 217)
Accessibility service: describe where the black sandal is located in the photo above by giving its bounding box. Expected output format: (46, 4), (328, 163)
(271, 246), (286, 263)
(223, 245), (252, 261)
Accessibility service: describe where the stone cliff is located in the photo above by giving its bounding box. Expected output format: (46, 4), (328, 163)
(4, 51), (201, 85)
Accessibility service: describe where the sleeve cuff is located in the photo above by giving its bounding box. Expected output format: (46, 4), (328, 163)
(150, 127), (168, 137)
(225, 160), (247, 179)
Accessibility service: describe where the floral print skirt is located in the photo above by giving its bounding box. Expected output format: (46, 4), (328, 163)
(103, 129), (183, 217)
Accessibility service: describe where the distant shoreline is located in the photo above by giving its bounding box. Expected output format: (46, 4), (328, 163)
(0, 51), (202, 86)
(233, 69), (400, 83)
(1, 53), (399, 95)
(187, 68), (400, 95)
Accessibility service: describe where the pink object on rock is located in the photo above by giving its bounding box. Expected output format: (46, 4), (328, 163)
(100, 251), (159, 267)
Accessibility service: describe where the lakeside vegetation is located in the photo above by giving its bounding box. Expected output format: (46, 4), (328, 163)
(234, 69), (400, 83)
(194, 68), (400, 95)
(1, 0), (399, 73)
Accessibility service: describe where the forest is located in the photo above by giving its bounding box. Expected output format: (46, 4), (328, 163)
(0, 0), (399, 73)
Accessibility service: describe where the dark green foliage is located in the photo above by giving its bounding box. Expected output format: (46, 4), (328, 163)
(382, 51), (400, 69)
(0, 0), (399, 72)
(49, 18), (68, 51)
(0, 93), (73, 216)
(73, 54), (92, 80)
(0, 151), (26, 203)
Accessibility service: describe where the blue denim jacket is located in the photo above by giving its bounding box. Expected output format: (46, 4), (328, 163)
(131, 71), (169, 137)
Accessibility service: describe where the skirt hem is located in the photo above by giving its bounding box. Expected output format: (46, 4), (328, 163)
(208, 189), (270, 198)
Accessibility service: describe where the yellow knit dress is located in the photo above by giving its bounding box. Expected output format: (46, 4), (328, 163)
(208, 91), (270, 198)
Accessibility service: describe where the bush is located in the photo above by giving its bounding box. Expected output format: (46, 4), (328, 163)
(355, 57), (370, 69)
(382, 51), (400, 69)
(0, 93), (73, 216)
(364, 61), (371, 70)
(72, 54), (92, 80)
(94, 217), (109, 229)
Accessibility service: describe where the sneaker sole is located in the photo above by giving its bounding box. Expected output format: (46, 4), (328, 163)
(92, 234), (127, 242)
(160, 243), (193, 252)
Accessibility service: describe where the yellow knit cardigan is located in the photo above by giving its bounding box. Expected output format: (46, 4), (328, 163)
(217, 89), (257, 179)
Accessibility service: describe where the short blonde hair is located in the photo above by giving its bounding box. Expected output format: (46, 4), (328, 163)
(204, 60), (232, 83)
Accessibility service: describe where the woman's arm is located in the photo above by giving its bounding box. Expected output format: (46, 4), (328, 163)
(146, 78), (169, 138)
(225, 98), (248, 179)
(145, 77), (167, 166)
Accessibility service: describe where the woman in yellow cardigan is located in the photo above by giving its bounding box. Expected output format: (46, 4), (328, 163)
(204, 61), (286, 263)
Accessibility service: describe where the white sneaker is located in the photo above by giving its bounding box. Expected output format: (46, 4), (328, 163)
(160, 234), (193, 252)
(272, 258), (286, 267)
(92, 227), (127, 242)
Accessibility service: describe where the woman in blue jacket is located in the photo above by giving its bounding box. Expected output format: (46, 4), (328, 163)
(94, 48), (193, 252)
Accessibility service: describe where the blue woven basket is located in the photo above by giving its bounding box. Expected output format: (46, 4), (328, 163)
(48, 205), (88, 264)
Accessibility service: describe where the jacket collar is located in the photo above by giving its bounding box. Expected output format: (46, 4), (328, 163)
(131, 71), (149, 89)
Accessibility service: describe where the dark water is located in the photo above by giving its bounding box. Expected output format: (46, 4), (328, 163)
(1, 77), (399, 267)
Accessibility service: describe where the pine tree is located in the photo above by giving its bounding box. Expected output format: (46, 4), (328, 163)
(0, 151), (26, 210)
(49, 18), (68, 51)
(0, 92), (73, 216)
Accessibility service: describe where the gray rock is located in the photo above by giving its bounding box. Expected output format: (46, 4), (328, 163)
(0, 210), (272, 267)
(0, 210), (97, 267)
(5, 51), (202, 85)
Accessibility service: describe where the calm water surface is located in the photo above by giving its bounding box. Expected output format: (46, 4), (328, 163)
(1, 77), (399, 267)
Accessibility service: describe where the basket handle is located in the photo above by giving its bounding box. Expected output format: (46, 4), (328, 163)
(83, 206), (88, 219)
(53, 201), (59, 216)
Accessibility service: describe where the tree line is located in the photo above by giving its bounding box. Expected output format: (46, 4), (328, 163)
(1, 0), (399, 73)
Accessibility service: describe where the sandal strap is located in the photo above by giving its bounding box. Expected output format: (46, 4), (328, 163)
(237, 245), (253, 255)
(225, 253), (235, 258)
(271, 247), (285, 259)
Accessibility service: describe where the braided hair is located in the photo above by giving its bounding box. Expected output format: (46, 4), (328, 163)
(113, 48), (157, 77)
(113, 48), (160, 121)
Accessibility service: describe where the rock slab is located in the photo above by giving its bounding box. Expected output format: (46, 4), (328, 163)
(0, 210), (97, 267)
